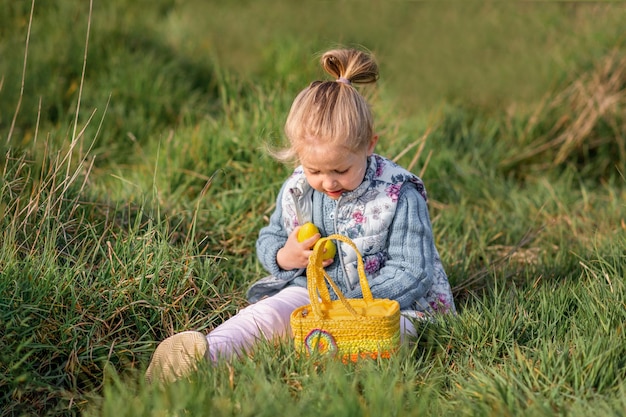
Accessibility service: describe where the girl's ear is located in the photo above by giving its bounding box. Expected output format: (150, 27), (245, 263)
(367, 134), (379, 155)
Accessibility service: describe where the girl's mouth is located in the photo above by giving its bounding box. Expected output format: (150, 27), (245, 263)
(326, 190), (343, 198)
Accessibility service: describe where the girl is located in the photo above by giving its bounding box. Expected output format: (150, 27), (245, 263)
(146, 48), (455, 383)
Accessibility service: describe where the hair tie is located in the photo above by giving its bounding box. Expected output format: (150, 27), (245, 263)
(336, 77), (351, 85)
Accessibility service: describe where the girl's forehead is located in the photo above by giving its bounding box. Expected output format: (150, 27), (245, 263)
(299, 143), (361, 168)
(299, 140), (343, 154)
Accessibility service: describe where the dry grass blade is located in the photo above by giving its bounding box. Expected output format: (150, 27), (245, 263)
(552, 51), (626, 165)
(452, 226), (544, 296)
(392, 127), (432, 174)
(6, 0), (35, 144)
(500, 50), (626, 172)
(73, 0), (93, 157)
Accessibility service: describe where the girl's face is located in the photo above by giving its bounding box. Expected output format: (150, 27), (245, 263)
(299, 135), (378, 200)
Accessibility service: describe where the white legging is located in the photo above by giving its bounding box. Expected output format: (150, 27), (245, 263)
(205, 286), (417, 362)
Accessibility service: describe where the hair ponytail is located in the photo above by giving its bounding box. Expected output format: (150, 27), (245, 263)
(321, 49), (379, 86)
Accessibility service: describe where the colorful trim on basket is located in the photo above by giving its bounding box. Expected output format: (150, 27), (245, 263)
(297, 328), (399, 363)
(304, 329), (338, 355)
(341, 349), (394, 364)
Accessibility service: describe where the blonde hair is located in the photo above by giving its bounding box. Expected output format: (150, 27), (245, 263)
(274, 48), (379, 164)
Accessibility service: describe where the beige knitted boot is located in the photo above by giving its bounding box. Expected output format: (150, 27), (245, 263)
(145, 331), (209, 384)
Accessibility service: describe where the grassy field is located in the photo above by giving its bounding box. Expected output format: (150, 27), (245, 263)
(1, 1), (625, 416)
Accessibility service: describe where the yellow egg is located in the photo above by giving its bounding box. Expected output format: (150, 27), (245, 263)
(297, 222), (336, 260)
(297, 222), (320, 242)
(314, 238), (337, 260)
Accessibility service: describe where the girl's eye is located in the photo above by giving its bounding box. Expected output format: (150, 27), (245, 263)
(336, 169), (349, 174)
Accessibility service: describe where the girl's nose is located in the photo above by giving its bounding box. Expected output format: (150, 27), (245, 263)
(323, 176), (337, 190)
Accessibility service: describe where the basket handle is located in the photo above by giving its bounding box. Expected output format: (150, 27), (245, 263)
(306, 234), (374, 319)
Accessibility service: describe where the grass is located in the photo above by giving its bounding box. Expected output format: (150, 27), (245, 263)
(1, 0), (625, 416)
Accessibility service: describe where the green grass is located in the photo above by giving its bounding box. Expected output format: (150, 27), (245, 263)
(1, 1), (625, 416)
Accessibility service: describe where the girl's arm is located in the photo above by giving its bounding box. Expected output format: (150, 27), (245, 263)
(256, 185), (306, 280)
(344, 184), (435, 310)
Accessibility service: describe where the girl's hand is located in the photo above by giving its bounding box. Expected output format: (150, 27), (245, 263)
(276, 226), (334, 270)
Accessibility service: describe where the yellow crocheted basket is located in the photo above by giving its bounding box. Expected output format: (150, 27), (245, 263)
(290, 234), (400, 363)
